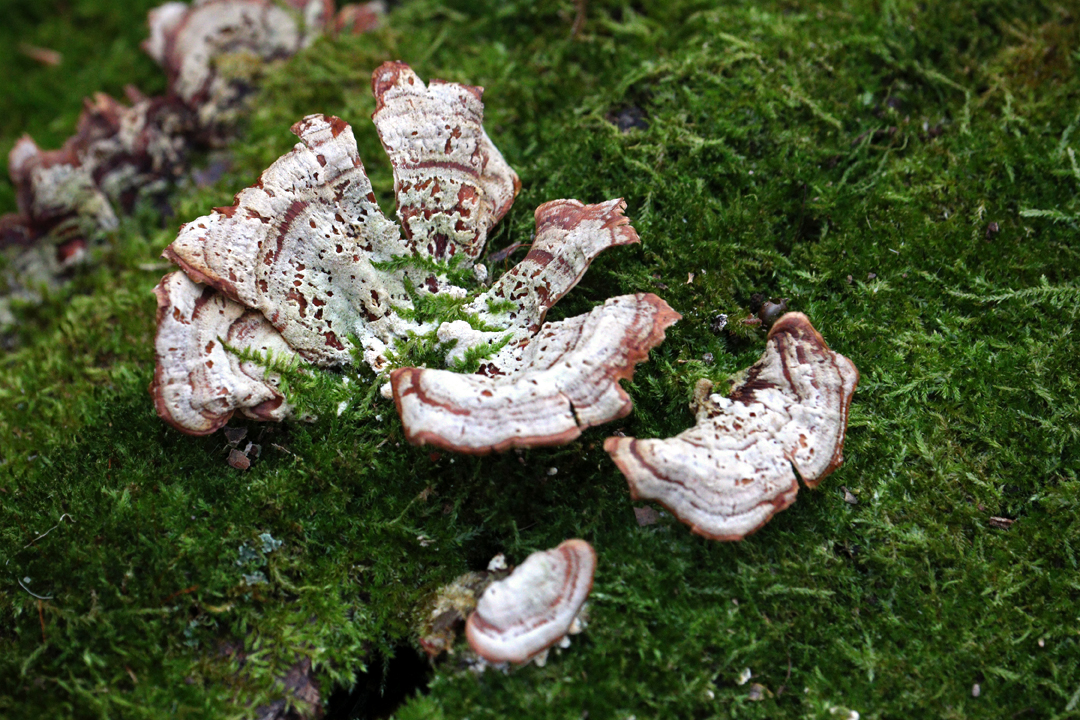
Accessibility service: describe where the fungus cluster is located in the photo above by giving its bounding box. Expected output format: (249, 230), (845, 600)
(152, 62), (677, 447)
(144, 0), (383, 142)
(606, 312), (859, 540)
(2, 0), (383, 327)
(142, 59), (859, 677)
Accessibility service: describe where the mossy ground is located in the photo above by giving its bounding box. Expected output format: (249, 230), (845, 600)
(2, 0), (1079, 718)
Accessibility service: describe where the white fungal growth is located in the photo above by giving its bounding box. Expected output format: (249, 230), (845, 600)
(153, 62), (677, 444)
(466, 539), (596, 664)
(605, 313), (859, 541)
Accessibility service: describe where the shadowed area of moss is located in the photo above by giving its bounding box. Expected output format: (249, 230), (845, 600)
(2, 0), (1079, 718)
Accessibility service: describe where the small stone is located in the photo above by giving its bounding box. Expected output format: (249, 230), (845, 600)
(841, 486), (859, 505)
(611, 106), (649, 132)
(223, 426), (247, 445)
(227, 449), (250, 470)
(547, 467), (558, 476)
(633, 506), (660, 526)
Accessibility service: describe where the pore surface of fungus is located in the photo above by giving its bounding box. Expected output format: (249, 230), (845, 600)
(605, 313), (859, 540)
(465, 539), (595, 665)
(154, 62), (676, 441)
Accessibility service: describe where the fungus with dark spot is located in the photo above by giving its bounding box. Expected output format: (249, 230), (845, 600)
(465, 539), (595, 665)
(151, 271), (298, 436)
(605, 313), (858, 540)
(154, 63), (677, 442)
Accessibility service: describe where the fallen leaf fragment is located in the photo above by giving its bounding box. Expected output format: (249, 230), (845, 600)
(228, 448), (251, 470)
(334, 2), (384, 33)
(633, 506), (660, 526)
(18, 43), (62, 66)
(605, 312), (858, 540)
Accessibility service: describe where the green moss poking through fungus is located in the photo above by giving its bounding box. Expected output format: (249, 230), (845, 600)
(2, 0), (1080, 718)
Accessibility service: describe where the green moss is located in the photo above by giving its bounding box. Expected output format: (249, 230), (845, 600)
(2, 0), (1080, 718)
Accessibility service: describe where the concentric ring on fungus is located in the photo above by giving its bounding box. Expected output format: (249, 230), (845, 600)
(465, 539), (596, 665)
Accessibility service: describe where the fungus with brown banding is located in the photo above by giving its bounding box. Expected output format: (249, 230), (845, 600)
(465, 539), (595, 665)
(605, 312), (858, 540)
(154, 62), (675, 443)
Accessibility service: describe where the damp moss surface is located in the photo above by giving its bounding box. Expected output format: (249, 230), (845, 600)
(2, 0), (1079, 718)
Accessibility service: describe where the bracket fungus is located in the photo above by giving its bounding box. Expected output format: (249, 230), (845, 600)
(145, 0), (328, 137)
(152, 272), (298, 436)
(605, 313), (859, 540)
(153, 62), (677, 442)
(145, 0), (384, 138)
(465, 539), (595, 665)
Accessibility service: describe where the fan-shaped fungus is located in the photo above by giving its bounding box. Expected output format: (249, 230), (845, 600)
(605, 313), (858, 540)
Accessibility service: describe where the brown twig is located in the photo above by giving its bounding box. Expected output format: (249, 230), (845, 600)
(38, 600), (46, 643)
(571, 0), (588, 38)
(162, 585), (199, 604)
